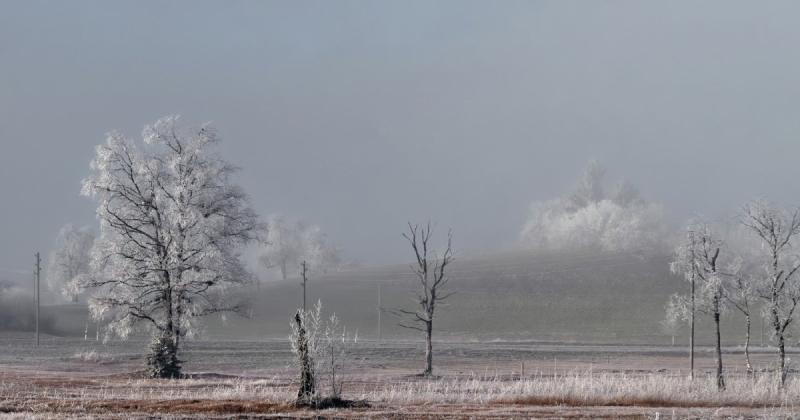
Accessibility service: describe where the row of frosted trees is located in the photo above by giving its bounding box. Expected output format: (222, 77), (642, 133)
(666, 203), (800, 389)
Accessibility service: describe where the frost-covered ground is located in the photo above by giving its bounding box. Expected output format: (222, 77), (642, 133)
(2, 332), (800, 418)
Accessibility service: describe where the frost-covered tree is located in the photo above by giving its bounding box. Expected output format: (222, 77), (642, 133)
(690, 223), (726, 390)
(395, 222), (453, 376)
(75, 115), (261, 378)
(565, 159), (606, 211)
(259, 215), (341, 281)
(740, 201), (800, 386)
(662, 294), (687, 347)
(664, 293), (692, 348)
(520, 160), (666, 253)
(46, 224), (95, 302)
(720, 224), (766, 373)
(669, 220), (727, 390)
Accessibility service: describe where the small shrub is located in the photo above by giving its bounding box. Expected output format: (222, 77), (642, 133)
(145, 333), (182, 379)
(289, 301), (356, 407)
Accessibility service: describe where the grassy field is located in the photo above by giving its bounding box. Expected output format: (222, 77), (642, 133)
(32, 250), (753, 346)
(1, 333), (799, 418)
(2, 250), (792, 418)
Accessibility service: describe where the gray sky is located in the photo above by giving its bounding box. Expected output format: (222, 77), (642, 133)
(2, 1), (800, 280)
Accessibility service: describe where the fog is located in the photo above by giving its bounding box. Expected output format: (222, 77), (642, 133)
(3, 1), (800, 284)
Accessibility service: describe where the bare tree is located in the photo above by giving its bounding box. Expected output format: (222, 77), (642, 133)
(396, 222), (453, 376)
(740, 201), (800, 386)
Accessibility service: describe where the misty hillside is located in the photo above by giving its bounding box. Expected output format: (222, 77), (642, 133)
(238, 248), (763, 345)
(13, 249), (763, 345)
(215, 250), (691, 343)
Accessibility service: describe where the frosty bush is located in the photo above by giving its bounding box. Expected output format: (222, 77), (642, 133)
(290, 301), (351, 406)
(520, 160), (666, 253)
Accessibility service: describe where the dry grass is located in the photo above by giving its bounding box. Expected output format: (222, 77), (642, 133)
(2, 369), (800, 418)
(357, 370), (799, 409)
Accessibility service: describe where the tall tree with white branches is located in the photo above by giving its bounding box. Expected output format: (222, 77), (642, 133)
(395, 222), (454, 376)
(740, 200), (800, 386)
(690, 222), (726, 391)
(75, 115), (261, 378)
(47, 224), (95, 303)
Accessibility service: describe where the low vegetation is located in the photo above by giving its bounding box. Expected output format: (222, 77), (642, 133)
(2, 369), (799, 418)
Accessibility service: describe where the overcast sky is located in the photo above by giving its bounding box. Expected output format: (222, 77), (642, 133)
(2, 1), (800, 281)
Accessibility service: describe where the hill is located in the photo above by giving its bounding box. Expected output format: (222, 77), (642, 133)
(214, 250), (692, 343)
(21, 250), (759, 345)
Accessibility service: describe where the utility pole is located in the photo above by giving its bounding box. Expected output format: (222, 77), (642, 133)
(32, 266), (35, 342)
(300, 260), (308, 312)
(689, 267), (695, 380)
(35, 252), (40, 347)
(377, 283), (382, 341)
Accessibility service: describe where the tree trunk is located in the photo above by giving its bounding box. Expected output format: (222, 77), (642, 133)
(714, 309), (725, 391)
(294, 312), (315, 403)
(157, 274), (181, 378)
(424, 320), (433, 376)
(744, 313), (752, 374)
(771, 303), (787, 386)
(778, 331), (787, 386)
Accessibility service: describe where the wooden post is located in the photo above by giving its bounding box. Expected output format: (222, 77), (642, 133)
(35, 252), (40, 347)
(300, 261), (308, 312)
(377, 283), (382, 341)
